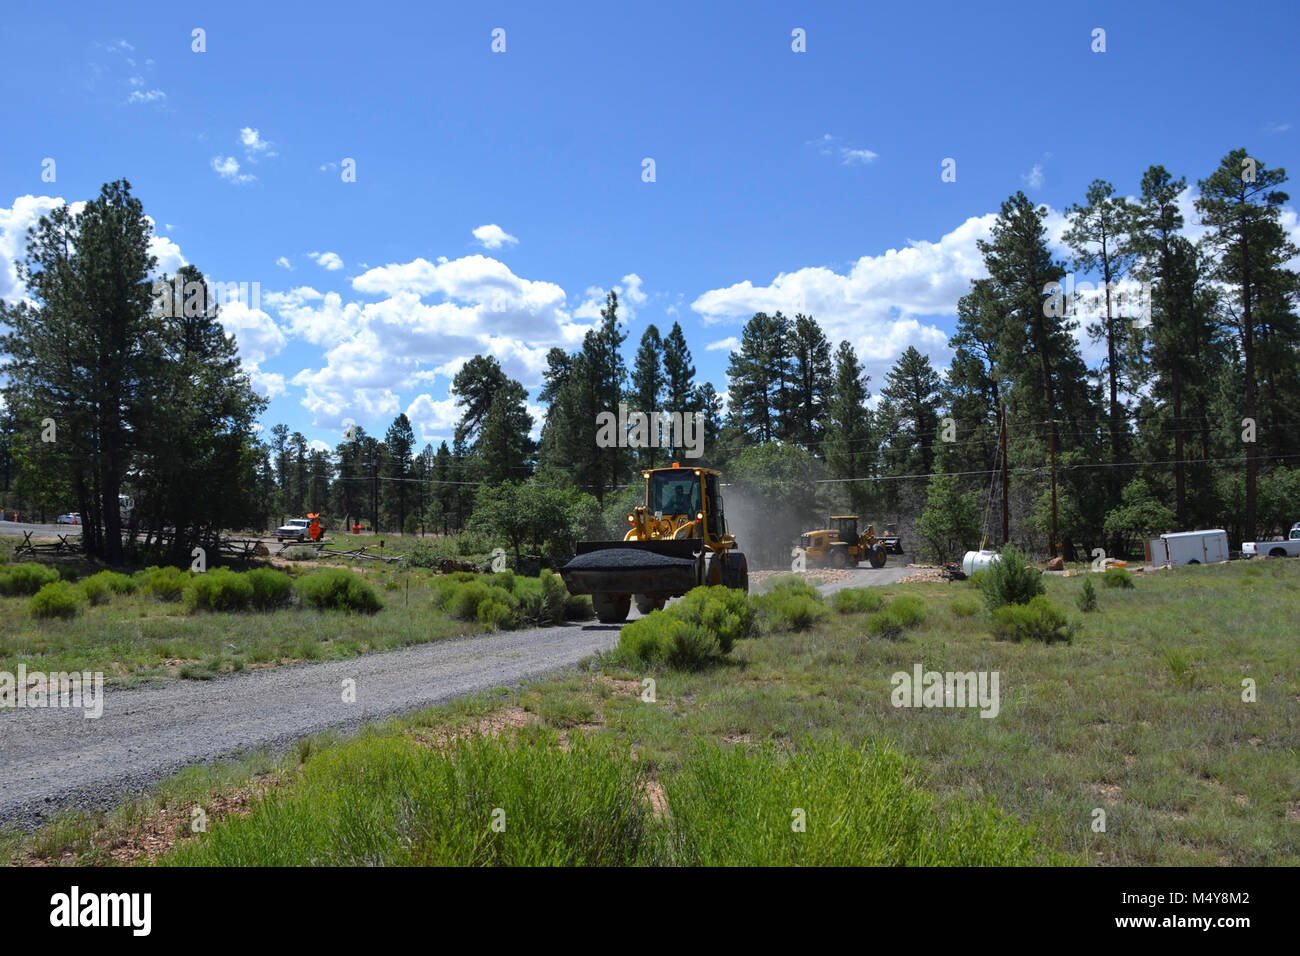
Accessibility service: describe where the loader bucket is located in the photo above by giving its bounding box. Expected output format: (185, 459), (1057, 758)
(560, 540), (701, 596)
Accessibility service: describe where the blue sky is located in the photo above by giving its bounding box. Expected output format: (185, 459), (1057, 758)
(3, 0), (1298, 453)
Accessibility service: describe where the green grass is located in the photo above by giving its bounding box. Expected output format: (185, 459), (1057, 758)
(6, 558), (1297, 867)
(0, 558), (575, 684)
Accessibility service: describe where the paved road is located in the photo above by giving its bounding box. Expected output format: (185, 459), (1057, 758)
(0, 567), (913, 829)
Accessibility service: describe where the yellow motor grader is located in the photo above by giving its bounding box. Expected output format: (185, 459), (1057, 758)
(799, 515), (888, 569)
(559, 463), (748, 623)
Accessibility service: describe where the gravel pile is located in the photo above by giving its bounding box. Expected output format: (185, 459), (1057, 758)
(565, 549), (694, 571)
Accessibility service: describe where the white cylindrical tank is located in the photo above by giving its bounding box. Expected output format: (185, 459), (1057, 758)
(962, 550), (1001, 576)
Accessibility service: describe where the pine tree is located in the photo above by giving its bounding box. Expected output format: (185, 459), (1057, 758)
(630, 324), (664, 468)
(787, 314), (833, 451)
(1197, 149), (1300, 542)
(823, 341), (875, 514)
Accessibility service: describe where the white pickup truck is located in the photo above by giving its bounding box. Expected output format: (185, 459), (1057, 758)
(1242, 523), (1300, 558)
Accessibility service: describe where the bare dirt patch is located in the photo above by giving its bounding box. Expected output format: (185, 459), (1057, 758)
(410, 705), (538, 750)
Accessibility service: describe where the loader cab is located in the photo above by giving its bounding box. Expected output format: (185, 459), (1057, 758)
(704, 472), (725, 539)
(829, 515), (858, 545)
(649, 468), (701, 518)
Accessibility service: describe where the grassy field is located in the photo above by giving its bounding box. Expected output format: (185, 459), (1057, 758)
(3, 558), (1297, 866)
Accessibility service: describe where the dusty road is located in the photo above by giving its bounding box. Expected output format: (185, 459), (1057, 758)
(0, 566), (913, 828)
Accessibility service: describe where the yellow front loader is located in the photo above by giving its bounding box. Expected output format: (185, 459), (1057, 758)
(559, 463), (748, 623)
(799, 515), (888, 569)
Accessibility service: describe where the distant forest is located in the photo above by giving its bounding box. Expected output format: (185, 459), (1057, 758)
(3, 148), (1298, 567)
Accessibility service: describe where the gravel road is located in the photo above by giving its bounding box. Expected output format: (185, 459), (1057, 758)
(0, 565), (913, 829)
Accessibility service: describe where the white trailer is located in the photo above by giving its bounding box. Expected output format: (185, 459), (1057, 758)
(1146, 530), (1229, 567)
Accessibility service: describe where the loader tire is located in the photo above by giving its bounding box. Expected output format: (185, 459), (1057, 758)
(635, 594), (665, 615)
(830, 547), (849, 569)
(722, 551), (749, 593)
(868, 545), (887, 569)
(592, 593), (631, 624)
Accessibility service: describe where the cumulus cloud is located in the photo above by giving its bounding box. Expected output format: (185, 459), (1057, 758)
(706, 337), (739, 352)
(1022, 163), (1045, 190)
(276, 256), (292, 269)
(262, 253), (601, 429)
(308, 251), (344, 271)
(573, 273), (646, 321)
(472, 224), (518, 250)
(690, 214), (1000, 383)
(211, 155), (255, 184)
(240, 127), (275, 157)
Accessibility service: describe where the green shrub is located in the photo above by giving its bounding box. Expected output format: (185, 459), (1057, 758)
(967, 569), (988, 591)
(163, 732), (650, 866)
(445, 581), (504, 622)
(79, 574), (110, 606)
(405, 539), (457, 568)
(1077, 577), (1098, 612)
(283, 546), (318, 562)
(763, 575), (822, 601)
(1100, 566), (1135, 589)
(832, 587), (886, 614)
(991, 595), (1075, 644)
(476, 598), (515, 630)
(672, 586), (756, 652)
(89, 570), (136, 595)
(29, 581), (83, 620)
(297, 569), (383, 613)
(658, 738), (1052, 865)
(950, 598), (981, 618)
(184, 568), (255, 613)
(866, 596), (928, 639)
(490, 570), (516, 592)
(247, 568), (294, 610)
(455, 532), (493, 556)
(617, 612), (718, 669)
(517, 571), (570, 626)
(978, 545), (1044, 610)
(0, 563), (61, 596)
(136, 565), (187, 602)
(888, 595), (927, 627)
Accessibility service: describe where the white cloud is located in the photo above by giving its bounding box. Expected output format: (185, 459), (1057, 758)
(308, 251), (344, 271)
(705, 337), (739, 352)
(840, 148), (878, 166)
(276, 256), (292, 270)
(127, 89), (165, 104)
(691, 214), (996, 383)
(1022, 163), (1045, 190)
(405, 393), (462, 443)
(809, 134), (878, 166)
(308, 439), (332, 453)
(472, 223), (518, 250)
(240, 127), (275, 157)
(211, 155), (255, 184)
(573, 273), (646, 321)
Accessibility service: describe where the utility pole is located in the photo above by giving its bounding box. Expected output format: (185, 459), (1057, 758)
(371, 456), (379, 534)
(1048, 417), (1059, 558)
(999, 404), (1009, 545)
